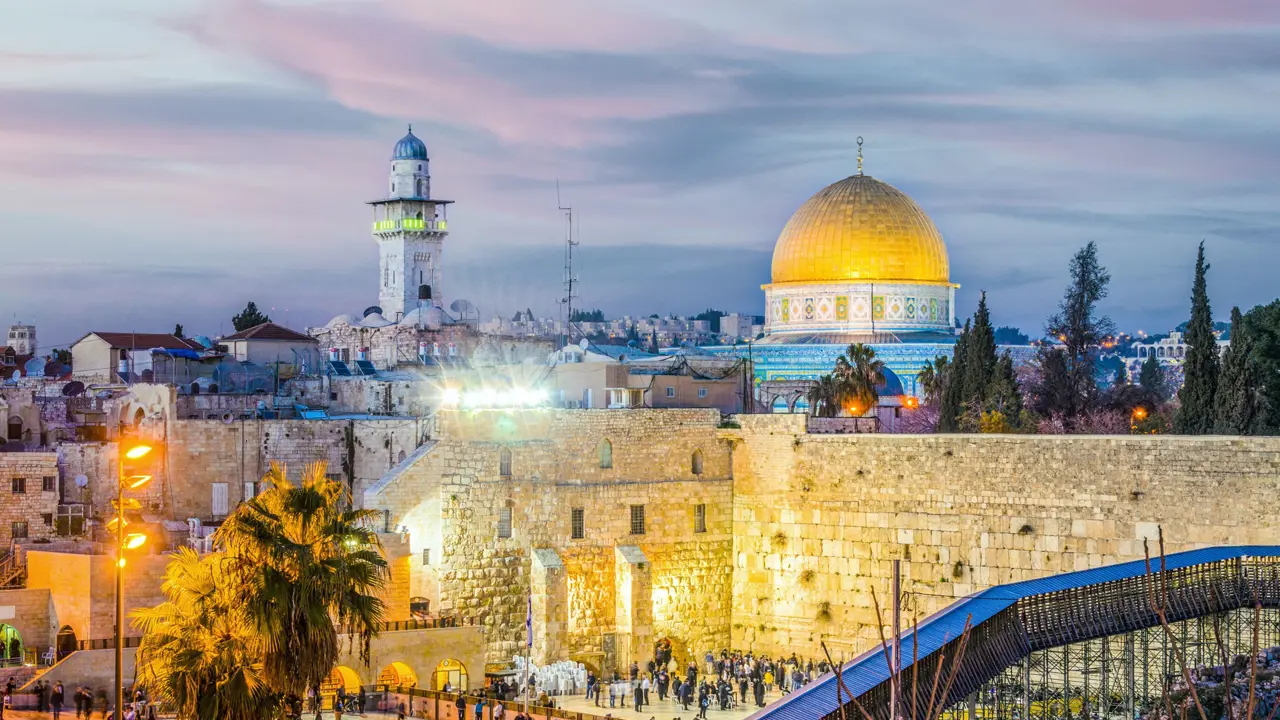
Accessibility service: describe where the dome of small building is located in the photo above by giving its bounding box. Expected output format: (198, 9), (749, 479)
(876, 366), (905, 397)
(359, 312), (395, 328)
(771, 174), (949, 285)
(392, 127), (428, 161)
(326, 314), (358, 328)
(401, 306), (444, 329)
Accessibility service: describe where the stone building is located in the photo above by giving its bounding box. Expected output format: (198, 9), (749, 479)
(0, 453), (59, 544)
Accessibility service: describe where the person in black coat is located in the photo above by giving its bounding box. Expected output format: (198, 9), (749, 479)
(753, 677), (765, 707)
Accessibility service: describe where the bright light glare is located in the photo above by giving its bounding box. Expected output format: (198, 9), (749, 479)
(124, 533), (147, 550)
(441, 388), (461, 406)
(125, 445), (152, 460)
(127, 474), (152, 490)
(455, 386), (548, 409)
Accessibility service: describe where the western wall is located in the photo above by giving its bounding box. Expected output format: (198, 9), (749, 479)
(369, 409), (1280, 672)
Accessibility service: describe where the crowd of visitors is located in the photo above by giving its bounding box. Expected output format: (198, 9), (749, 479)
(0, 678), (153, 720)
(576, 647), (828, 716)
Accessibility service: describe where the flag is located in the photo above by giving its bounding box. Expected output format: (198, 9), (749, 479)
(526, 594), (533, 648)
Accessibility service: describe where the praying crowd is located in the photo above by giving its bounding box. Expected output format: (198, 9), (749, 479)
(572, 647), (831, 717)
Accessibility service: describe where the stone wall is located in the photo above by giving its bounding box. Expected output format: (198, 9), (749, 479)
(365, 408), (734, 668)
(0, 453), (59, 544)
(153, 417), (425, 520)
(726, 415), (1280, 659)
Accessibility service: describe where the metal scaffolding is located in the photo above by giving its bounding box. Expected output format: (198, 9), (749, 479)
(955, 607), (1280, 720)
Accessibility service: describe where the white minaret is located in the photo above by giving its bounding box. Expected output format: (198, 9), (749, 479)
(367, 126), (453, 320)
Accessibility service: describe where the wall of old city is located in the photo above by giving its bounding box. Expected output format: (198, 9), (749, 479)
(725, 414), (1280, 660)
(365, 408), (735, 668)
(163, 417), (425, 519)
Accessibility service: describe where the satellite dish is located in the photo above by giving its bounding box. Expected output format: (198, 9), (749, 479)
(75, 474), (89, 488)
(62, 381), (86, 397)
(363, 306), (383, 318)
(579, 338), (589, 350)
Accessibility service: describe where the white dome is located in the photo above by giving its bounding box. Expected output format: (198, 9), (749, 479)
(402, 306), (445, 329)
(326, 314), (357, 328)
(359, 312), (395, 328)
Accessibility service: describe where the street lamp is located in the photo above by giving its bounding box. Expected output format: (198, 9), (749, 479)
(115, 442), (153, 719)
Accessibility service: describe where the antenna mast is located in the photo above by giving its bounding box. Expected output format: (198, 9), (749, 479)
(556, 180), (579, 347)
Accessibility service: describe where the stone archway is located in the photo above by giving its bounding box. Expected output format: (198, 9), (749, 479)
(0, 624), (22, 666)
(378, 661), (418, 689)
(323, 665), (362, 695)
(6, 416), (21, 441)
(433, 658), (468, 692)
(56, 625), (77, 660)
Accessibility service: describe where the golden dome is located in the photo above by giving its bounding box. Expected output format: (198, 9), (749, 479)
(770, 174), (950, 285)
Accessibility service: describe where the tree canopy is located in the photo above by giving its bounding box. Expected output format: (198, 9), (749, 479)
(1174, 243), (1219, 434)
(232, 302), (271, 332)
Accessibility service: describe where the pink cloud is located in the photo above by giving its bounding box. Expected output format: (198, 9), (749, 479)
(185, 0), (738, 147)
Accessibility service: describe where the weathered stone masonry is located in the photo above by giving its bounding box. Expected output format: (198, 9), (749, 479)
(369, 410), (1280, 671)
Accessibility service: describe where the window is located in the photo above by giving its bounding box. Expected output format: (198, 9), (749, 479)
(697, 387), (708, 399)
(571, 507), (585, 540)
(629, 505), (645, 535)
(694, 504), (707, 533)
(42, 476), (56, 492)
(499, 448), (512, 478)
(691, 449), (704, 476)
(41, 513), (53, 527)
(665, 386), (675, 398)
(421, 548), (431, 566)
(383, 509), (393, 533)
(598, 438), (613, 469)
(497, 506), (513, 539)
(11, 477), (25, 494)
(243, 482), (256, 502)
(211, 483), (229, 517)
(12, 521), (29, 539)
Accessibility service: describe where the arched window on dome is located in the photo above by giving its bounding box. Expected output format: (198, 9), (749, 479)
(597, 438), (613, 469)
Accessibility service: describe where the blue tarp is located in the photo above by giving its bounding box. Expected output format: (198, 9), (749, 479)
(151, 347), (201, 360)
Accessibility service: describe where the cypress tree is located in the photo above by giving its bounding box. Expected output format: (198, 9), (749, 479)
(961, 292), (998, 408)
(1138, 354), (1166, 401)
(937, 321), (970, 432)
(1174, 242), (1220, 434)
(1214, 306), (1259, 434)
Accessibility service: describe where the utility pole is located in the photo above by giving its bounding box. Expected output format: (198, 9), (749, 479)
(890, 559), (901, 720)
(556, 180), (578, 348)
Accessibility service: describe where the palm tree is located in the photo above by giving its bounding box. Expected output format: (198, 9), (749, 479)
(214, 462), (390, 699)
(918, 356), (950, 405)
(132, 549), (278, 720)
(806, 374), (844, 417)
(837, 343), (886, 416)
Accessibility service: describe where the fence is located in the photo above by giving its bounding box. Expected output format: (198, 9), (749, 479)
(323, 686), (611, 720)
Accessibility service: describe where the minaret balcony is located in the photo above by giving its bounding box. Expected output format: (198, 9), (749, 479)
(373, 218), (448, 233)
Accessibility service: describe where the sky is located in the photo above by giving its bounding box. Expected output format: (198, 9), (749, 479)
(1, 0), (1279, 349)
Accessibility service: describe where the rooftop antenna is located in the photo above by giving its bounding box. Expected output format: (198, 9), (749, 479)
(556, 179), (579, 348)
(857, 136), (864, 176)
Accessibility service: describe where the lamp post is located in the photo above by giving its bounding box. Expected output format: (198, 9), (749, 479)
(115, 442), (152, 719)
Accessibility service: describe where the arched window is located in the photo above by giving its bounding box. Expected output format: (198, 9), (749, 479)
(133, 408), (144, 427)
(598, 438), (613, 469)
(499, 448), (512, 478)
(691, 449), (704, 476)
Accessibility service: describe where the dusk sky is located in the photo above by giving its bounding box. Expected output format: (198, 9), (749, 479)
(2, 0), (1279, 349)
